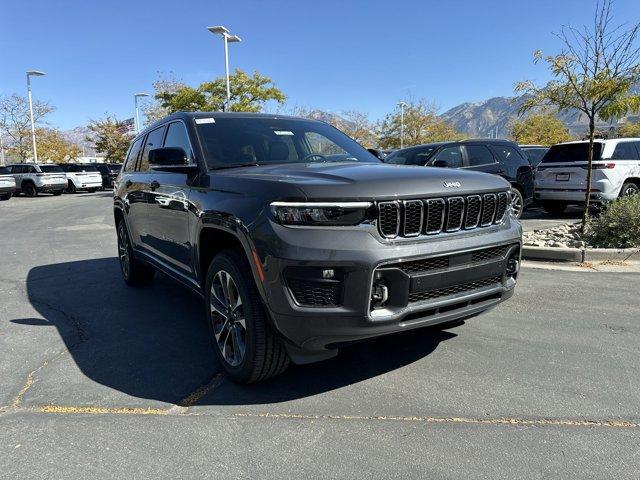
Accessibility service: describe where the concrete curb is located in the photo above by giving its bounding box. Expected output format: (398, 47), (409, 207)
(522, 246), (640, 263)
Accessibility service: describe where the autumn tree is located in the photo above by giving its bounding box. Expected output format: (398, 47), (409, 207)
(511, 113), (572, 145)
(36, 128), (81, 163)
(515, 0), (640, 229)
(156, 69), (285, 114)
(617, 120), (640, 137)
(377, 99), (464, 149)
(0, 94), (54, 161)
(87, 116), (132, 162)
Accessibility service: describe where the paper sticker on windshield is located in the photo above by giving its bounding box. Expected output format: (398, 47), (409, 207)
(273, 130), (294, 136)
(195, 118), (216, 124)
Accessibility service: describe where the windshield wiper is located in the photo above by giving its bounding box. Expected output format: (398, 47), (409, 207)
(214, 163), (260, 170)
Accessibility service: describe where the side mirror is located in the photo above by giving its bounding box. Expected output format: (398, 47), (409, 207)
(433, 159), (449, 168)
(149, 147), (199, 174)
(149, 147), (188, 166)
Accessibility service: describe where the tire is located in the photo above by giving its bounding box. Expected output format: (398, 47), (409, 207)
(116, 220), (155, 287)
(66, 181), (77, 194)
(620, 182), (639, 198)
(205, 250), (289, 384)
(509, 188), (524, 219)
(23, 183), (37, 197)
(52, 190), (63, 196)
(542, 201), (567, 214)
(0, 192), (11, 201)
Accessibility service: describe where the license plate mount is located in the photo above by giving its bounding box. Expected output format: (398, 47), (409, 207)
(556, 173), (570, 181)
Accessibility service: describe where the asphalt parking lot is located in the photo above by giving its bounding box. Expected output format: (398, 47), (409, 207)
(1, 193), (639, 479)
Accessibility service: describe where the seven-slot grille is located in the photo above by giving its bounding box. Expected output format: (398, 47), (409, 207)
(377, 192), (509, 239)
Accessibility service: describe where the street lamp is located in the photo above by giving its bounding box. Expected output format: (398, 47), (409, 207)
(0, 132), (5, 166)
(207, 25), (242, 110)
(26, 70), (46, 163)
(134, 93), (150, 133)
(397, 101), (407, 149)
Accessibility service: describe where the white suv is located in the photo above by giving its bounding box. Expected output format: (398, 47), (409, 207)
(60, 163), (103, 193)
(535, 138), (640, 213)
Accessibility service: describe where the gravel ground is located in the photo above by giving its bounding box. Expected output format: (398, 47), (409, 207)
(1, 193), (639, 479)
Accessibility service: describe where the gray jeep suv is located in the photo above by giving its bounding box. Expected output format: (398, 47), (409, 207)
(114, 112), (522, 383)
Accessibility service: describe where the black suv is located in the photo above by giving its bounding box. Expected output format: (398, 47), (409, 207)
(384, 140), (534, 218)
(114, 113), (522, 383)
(95, 163), (122, 189)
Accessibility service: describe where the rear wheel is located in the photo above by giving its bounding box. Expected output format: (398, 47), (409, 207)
(542, 201), (567, 214)
(509, 188), (524, 219)
(0, 192), (11, 201)
(23, 183), (37, 197)
(117, 220), (155, 286)
(620, 182), (639, 198)
(205, 250), (289, 384)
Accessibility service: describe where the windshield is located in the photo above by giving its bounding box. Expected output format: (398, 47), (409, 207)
(542, 143), (602, 163)
(385, 147), (438, 165)
(38, 165), (64, 173)
(195, 117), (380, 169)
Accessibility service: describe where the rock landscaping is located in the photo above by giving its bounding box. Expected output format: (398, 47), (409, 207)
(523, 223), (587, 249)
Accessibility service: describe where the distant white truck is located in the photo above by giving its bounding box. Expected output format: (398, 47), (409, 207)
(534, 138), (640, 213)
(60, 163), (103, 193)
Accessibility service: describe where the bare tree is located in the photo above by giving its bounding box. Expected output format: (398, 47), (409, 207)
(0, 94), (54, 161)
(516, 0), (640, 230)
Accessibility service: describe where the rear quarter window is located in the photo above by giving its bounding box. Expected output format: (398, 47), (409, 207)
(610, 142), (639, 160)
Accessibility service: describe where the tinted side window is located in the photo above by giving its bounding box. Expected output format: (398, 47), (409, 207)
(465, 145), (495, 166)
(27, 165), (37, 173)
(611, 142), (639, 160)
(124, 137), (144, 173)
(494, 145), (525, 164)
(163, 122), (193, 160)
(432, 146), (463, 168)
(139, 126), (166, 171)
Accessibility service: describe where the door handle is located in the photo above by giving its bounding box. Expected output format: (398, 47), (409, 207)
(150, 180), (160, 191)
(125, 180), (132, 188)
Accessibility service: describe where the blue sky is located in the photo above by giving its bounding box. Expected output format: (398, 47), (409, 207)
(1, 0), (638, 130)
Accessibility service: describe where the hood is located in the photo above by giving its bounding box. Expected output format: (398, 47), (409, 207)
(217, 162), (510, 200)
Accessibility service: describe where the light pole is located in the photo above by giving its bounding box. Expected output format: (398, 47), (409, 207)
(398, 101), (407, 149)
(0, 132), (5, 166)
(134, 93), (150, 133)
(207, 26), (242, 110)
(26, 70), (46, 163)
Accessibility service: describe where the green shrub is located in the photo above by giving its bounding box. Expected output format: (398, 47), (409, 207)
(586, 194), (640, 248)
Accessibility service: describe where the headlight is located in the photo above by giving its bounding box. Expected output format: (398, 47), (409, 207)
(270, 202), (373, 226)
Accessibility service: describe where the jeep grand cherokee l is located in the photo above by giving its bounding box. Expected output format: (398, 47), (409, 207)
(114, 112), (522, 383)
(384, 140), (534, 218)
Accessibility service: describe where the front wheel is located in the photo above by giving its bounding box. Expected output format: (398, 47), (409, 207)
(205, 250), (289, 384)
(509, 188), (524, 219)
(117, 220), (155, 286)
(65, 181), (77, 194)
(23, 183), (37, 197)
(620, 182), (639, 198)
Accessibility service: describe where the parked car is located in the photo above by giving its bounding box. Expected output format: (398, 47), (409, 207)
(384, 139), (534, 218)
(520, 145), (549, 168)
(95, 163), (122, 189)
(535, 138), (640, 213)
(0, 166), (17, 200)
(5, 163), (67, 196)
(367, 148), (396, 160)
(114, 112), (522, 383)
(60, 163), (103, 193)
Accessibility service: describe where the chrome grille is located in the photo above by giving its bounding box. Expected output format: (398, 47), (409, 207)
(378, 202), (400, 238)
(481, 194), (497, 226)
(403, 200), (423, 236)
(425, 199), (445, 234)
(377, 191), (509, 239)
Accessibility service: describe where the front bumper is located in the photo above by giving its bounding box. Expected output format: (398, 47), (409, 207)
(254, 216), (522, 361)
